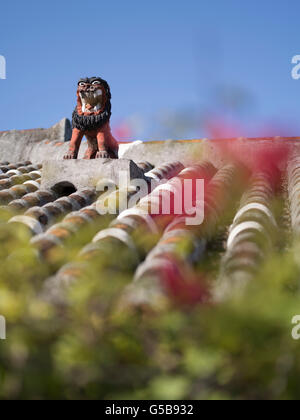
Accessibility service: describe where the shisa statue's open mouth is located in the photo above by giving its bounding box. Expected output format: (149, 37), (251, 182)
(79, 88), (103, 113)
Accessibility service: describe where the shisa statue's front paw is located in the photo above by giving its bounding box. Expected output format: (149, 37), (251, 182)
(96, 150), (110, 159)
(63, 151), (78, 160)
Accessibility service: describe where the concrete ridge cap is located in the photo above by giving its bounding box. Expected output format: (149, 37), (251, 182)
(0, 128), (46, 134)
(120, 137), (300, 144)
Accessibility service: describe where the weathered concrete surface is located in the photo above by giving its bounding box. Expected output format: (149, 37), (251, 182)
(1, 117), (300, 169)
(2, 137), (299, 169)
(41, 159), (146, 192)
(0, 118), (71, 162)
(120, 140), (208, 167)
(0, 132), (218, 167)
(0, 126), (212, 167)
(121, 138), (300, 169)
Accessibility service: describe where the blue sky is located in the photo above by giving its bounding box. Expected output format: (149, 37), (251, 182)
(0, 0), (300, 140)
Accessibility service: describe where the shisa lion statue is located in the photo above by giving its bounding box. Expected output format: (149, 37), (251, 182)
(64, 77), (119, 160)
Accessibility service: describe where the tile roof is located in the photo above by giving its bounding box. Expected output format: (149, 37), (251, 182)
(2, 133), (300, 399)
(0, 132), (297, 308)
(0, 143), (288, 308)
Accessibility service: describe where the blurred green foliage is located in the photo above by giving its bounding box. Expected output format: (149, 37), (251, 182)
(0, 206), (300, 400)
